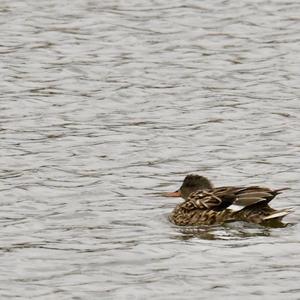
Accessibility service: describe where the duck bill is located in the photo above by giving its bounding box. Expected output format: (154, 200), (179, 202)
(163, 190), (181, 197)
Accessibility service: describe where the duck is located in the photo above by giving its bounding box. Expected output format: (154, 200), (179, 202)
(164, 174), (292, 226)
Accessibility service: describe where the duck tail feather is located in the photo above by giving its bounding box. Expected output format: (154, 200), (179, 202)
(274, 187), (291, 193)
(263, 207), (294, 220)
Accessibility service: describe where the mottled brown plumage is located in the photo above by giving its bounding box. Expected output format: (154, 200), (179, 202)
(165, 175), (292, 226)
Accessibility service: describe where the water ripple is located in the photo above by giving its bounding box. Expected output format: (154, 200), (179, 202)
(1, 0), (300, 299)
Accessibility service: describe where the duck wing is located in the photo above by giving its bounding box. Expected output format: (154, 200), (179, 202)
(233, 186), (286, 206)
(181, 187), (238, 211)
(181, 186), (287, 211)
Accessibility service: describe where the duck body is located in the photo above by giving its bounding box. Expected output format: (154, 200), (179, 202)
(170, 206), (236, 226)
(166, 175), (292, 226)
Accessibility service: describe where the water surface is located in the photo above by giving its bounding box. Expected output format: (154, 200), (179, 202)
(1, 0), (300, 299)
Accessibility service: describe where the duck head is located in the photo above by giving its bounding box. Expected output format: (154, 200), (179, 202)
(164, 174), (213, 200)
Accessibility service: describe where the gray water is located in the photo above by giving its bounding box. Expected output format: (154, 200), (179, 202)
(1, 0), (300, 299)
